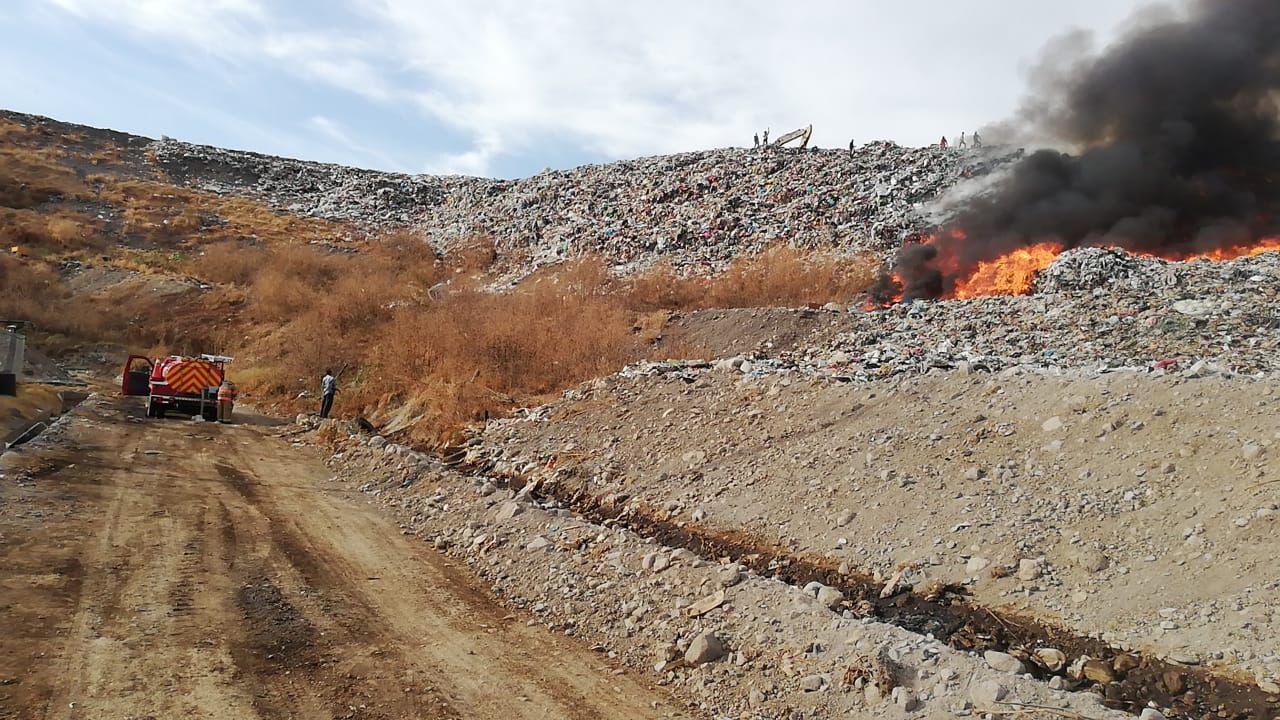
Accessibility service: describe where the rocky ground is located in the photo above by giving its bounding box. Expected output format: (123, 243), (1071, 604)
(283, 248), (1280, 720)
(479, 367), (1280, 682)
(315, 425), (1134, 720)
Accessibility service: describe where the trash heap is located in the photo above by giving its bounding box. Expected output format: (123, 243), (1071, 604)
(148, 137), (1012, 270)
(811, 250), (1280, 379)
(1033, 247), (1157, 293)
(611, 250), (1280, 384)
(148, 138), (469, 227)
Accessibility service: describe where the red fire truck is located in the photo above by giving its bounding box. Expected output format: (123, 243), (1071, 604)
(122, 354), (232, 420)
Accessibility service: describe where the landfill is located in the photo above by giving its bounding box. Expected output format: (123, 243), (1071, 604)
(608, 248), (1280, 386)
(148, 137), (1017, 271)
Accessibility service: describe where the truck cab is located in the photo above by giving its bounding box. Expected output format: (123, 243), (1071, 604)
(122, 355), (152, 396)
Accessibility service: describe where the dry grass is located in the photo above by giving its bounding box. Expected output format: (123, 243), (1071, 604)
(624, 246), (878, 311)
(187, 242), (265, 285)
(0, 207), (106, 253)
(1, 118), (879, 445)
(367, 267), (640, 442)
(224, 241), (876, 444)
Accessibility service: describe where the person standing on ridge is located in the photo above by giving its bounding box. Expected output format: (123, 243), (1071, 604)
(762, 128), (769, 145)
(848, 138), (855, 154)
(973, 131), (983, 148)
(939, 136), (948, 149)
(320, 369), (337, 419)
(958, 132), (967, 149)
(753, 132), (759, 148)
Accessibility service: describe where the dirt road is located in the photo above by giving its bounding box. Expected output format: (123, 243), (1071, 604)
(0, 396), (686, 720)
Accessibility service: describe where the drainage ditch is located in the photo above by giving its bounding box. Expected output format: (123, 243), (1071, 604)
(2, 390), (89, 451)
(457, 457), (1276, 720)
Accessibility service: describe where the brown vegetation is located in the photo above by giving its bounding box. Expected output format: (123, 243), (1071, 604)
(217, 239), (875, 444)
(1, 117), (877, 445)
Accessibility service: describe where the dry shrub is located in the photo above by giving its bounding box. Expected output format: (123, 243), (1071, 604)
(624, 246), (877, 311)
(449, 233), (499, 274)
(624, 261), (707, 310)
(189, 242), (266, 285)
(166, 208), (203, 234)
(218, 243), (876, 444)
(45, 217), (84, 246)
(236, 235), (446, 402)
(249, 245), (343, 321)
(0, 174), (58, 209)
(370, 262), (638, 444)
(0, 256), (108, 346)
(701, 246), (877, 308)
(0, 209), (103, 252)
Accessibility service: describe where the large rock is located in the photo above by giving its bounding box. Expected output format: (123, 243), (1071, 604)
(983, 650), (1026, 674)
(966, 556), (991, 574)
(969, 680), (1008, 706)
(1068, 547), (1109, 573)
(494, 501), (523, 522)
(816, 586), (845, 610)
(1017, 558), (1044, 581)
(683, 631), (726, 665)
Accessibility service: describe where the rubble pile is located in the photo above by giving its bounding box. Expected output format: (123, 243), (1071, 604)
(148, 137), (1009, 269)
(319, 428), (1130, 720)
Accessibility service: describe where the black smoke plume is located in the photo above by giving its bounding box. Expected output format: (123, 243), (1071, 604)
(900, 0), (1280, 299)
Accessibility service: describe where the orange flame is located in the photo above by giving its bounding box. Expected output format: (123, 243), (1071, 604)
(1134, 237), (1280, 262)
(863, 235), (1280, 309)
(951, 243), (1064, 299)
(947, 237), (1280, 299)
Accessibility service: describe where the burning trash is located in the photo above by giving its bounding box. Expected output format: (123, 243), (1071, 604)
(878, 0), (1280, 302)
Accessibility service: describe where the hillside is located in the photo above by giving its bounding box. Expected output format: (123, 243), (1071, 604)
(4, 109), (1007, 271)
(4, 107), (1280, 720)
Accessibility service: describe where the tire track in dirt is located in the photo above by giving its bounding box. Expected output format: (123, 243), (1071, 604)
(0, 397), (684, 720)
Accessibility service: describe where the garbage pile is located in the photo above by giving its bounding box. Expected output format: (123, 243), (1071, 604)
(148, 137), (1012, 270)
(1034, 247), (1160, 293)
(149, 138), (470, 227)
(813, 251), (1280, 379)
(608, 251), (1280, 384)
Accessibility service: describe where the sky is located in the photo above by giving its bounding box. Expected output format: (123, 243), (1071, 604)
(0, 0), (1154, 179)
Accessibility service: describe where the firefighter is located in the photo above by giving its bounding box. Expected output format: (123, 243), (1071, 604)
(216, 379), (237, 423)
(320, 368), (337, 419)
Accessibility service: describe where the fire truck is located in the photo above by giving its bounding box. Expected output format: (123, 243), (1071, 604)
(122, 354), (232, 420)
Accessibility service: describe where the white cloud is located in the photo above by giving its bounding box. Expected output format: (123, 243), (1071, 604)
(38, 0), (1157, 177)
(47, 0), (266, 60)
(305, 114), (409, 172)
